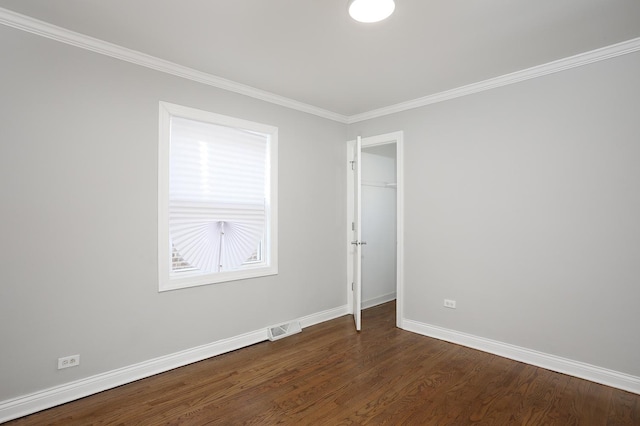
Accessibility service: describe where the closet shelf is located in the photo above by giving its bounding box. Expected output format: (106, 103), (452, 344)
(362, 180), (397, 188)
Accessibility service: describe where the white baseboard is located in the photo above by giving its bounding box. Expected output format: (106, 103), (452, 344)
(299, 304), (349, 328)
(362, 292), (396, 310)
(403, 319), (640, 395)
(0, 304), (350, 423)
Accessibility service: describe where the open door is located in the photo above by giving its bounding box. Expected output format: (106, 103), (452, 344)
(351, 136), (363, 331)
(347, 131), (404, 331)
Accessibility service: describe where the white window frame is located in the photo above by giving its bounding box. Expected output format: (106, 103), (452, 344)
(158, 102), (278, 292)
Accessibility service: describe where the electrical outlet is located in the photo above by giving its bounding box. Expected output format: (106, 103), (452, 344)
(58, 354), (80, 370)
(444, 299), (456, 309)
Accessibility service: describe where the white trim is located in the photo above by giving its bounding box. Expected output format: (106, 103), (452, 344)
(0, 304), (349, 423)
(347, 36), (640, 123)
(158, 102), (279, 291)
(395, 135), (405, 329)
(403, 319), (640, 395)
(362, 292), (396, 310)
(0, 329), (266, 423)
(346, 131), (405, 328)
(0, 7), (348, 124)
(2, 7), (639, 123)
(299, 304), (350, 328)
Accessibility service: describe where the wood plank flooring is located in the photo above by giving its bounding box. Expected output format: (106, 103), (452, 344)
(6, 302), (639, 425)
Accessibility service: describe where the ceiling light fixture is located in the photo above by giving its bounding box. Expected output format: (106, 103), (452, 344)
(348, 0), (395, 23)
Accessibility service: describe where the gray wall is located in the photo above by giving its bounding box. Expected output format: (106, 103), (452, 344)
(2, 19), (639, 404)
(349, 51), (640, 377)
(0, 26), (347, 400)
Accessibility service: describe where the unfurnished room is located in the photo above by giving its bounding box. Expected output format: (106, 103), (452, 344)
(1, 1), (639, 424)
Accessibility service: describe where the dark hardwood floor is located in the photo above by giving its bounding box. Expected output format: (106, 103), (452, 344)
(6, 302), (639, 425)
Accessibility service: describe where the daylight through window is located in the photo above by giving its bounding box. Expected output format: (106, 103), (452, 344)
(158, 102), (278, 291)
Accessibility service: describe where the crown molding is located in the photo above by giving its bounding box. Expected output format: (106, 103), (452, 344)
(2, 7), (639, 125)
(347, 36), (640, 123)
(0, 7), (349, 124)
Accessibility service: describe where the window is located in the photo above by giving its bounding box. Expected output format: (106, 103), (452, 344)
(158, 102), (278, 291)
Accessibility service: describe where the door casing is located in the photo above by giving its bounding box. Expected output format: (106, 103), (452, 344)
(346, 131), (404, 329)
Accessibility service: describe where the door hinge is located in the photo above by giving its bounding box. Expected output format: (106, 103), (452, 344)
(351, 222), (355, 231)
(349, 160), (355, 170)
(351, 282), (354, 291)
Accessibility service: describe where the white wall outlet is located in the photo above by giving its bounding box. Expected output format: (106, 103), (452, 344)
(58, 354), (80, 370)
(444, 299), (456, 309)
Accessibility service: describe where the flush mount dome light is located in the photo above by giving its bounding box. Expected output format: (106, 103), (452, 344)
(348, 0), (395, 23)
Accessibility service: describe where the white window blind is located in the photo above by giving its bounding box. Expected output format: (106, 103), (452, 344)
(169, 117), (269, 274)
(159, 102), (278, 291)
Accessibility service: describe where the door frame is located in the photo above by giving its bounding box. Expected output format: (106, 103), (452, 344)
(346, 131), (404, 328)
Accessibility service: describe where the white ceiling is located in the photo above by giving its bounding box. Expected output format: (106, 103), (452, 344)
(2, 0), (640, 117)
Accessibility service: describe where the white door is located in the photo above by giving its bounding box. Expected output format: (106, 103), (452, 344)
(347, 131), (404, 330)
(352, 136), (363, 331)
